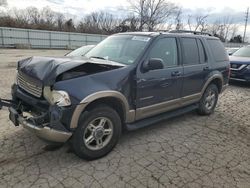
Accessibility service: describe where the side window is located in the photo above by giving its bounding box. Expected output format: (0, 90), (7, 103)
(197, 39), (206, 63)
(182, 38), (199, 65)
(207, 39), (228, 62)
(148, 38), (178, 68)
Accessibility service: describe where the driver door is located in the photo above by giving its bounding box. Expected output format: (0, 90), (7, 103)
(135, 37), (183, 120)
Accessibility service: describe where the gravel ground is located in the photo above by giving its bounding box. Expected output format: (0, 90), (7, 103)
(0, 49), (249, 188)
(0, 49), (69, 68)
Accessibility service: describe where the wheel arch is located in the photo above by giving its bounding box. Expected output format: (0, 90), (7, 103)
(70, 91), (135, 129)
(201, 73), (223, 95)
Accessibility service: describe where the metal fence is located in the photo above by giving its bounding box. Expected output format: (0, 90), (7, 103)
(0, 27), (107, 49)
(1, 27), (248, 50)
(223, 42), (248, 48)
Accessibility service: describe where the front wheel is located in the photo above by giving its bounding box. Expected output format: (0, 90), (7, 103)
(71, 105), (122, 160)
(197, 84), (219, 115)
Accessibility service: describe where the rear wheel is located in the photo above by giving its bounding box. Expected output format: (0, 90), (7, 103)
(197, 84), (219, 115)
(71, 105), (122, 160)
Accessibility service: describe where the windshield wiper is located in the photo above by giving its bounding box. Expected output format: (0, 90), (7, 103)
(89, 56), (106, 60)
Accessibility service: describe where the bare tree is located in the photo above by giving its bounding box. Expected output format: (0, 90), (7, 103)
(41, 7), (56, 29)
(12, 8), (30, 28)
(26, 7), (41, 25)
(81, 11), (118, 34)
(114, 15), (141, 32)
(206, 16), (238, 42)
(222, 16), (234, 41)
(127, 0), (147, 30)
(127, 0), (178, 31)
(0, 0), (7, 7)
(174, 8), (183, 30)
(64, 18), (75, 32)
(230, 24), (239, 39)
(187, 14), (209, 32)
(55, 13), (65, 31)
(187, 15), (192, 31)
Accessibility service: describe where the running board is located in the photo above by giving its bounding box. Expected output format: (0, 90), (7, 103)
(126, 104), (198, 131)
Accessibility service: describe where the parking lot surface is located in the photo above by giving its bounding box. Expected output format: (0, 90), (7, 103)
(0, 49), (249, 188)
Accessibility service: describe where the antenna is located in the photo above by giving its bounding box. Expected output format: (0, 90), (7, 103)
(243, 7), (249, 43)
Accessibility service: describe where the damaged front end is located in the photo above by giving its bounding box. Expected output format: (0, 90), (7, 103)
(9, 84), (74, 143)
(9, 56), (125, 143)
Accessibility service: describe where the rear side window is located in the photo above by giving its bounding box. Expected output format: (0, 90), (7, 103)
(207, 39), (228, 62)
(182, 38), (199, 65)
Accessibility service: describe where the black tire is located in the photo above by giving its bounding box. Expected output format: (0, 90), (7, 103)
(71, 105), (122, 160)
(197, 84), (219, 115)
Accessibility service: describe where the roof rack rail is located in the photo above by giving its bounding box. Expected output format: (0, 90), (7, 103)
(169, 30), (212, 36)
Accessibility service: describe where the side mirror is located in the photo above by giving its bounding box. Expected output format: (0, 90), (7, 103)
(143, 58), (164, 72)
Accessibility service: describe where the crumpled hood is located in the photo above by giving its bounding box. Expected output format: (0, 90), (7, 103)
(229, 56), (250, 64)
(17, 56), (124, 85)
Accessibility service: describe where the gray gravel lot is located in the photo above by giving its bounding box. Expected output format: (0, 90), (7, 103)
(0, 49), (70, 68)
(0, 49), (249, 188)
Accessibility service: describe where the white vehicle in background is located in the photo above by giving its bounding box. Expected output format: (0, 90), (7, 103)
(226, 47), (239, 56)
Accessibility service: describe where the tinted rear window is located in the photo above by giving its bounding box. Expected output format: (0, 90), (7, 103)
(207, 39), (228, 62)
(182, 38), (199, 65)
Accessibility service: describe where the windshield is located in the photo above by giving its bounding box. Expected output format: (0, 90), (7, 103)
(85, 35), (151, 65)
(232, 46), (250, 57)
(66, 45), (95, 57)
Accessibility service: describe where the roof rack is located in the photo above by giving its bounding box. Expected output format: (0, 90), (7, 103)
(169, 30), (212, 36)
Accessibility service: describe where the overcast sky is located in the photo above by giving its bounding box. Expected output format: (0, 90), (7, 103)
(6, 0), (249, 16)
(5, 0), (250, 38)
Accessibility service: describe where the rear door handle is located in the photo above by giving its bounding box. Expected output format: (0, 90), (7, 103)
(171, 71), (181, 77)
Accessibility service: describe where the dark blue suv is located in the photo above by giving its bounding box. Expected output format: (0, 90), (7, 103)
(229, 45), (250, 82)
(9, 31), (230, 160)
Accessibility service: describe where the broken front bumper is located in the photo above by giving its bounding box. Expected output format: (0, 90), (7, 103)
(9, 84), (75, 143)
(9, 106), (72, 143)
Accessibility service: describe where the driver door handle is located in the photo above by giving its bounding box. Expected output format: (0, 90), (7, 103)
(203, 66), (209, 71)
(171, 71), (181, 77)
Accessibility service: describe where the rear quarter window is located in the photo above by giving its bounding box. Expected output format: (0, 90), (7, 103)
(207, 39), (228, 62)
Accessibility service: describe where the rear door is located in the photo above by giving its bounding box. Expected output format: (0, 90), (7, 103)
(181, 37), (210, 97)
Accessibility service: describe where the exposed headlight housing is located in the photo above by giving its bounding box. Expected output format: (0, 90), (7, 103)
(43, 86), (53, 104)
(51, 90), (71, 107)
(43, 87), (71, 107)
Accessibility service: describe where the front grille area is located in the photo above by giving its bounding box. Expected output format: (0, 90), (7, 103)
(17, 73), (43, 98)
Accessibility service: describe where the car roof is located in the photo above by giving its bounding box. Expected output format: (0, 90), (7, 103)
(116, 31), (218, 40)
